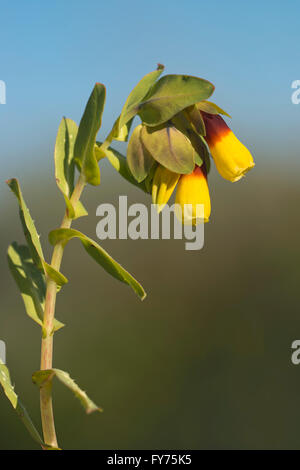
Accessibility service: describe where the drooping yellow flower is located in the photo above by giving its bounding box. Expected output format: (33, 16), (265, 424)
(175, 165), (211, 225)
(151, 164), (211, 225)
(201, 111), (255, 182)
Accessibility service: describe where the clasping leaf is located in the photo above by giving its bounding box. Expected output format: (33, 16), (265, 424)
(6, 178), (68, 288)
(32, 368), (102, 414)
(7, 243), (64, 334)
(48, 228), (146, 300)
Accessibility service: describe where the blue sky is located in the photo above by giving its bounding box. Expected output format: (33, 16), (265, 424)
(0, 0), (300, 178)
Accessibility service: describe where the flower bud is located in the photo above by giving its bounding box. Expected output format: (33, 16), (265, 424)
(152, 165), (180, 213)
(175, 166), (211, 225)
(201, 111), (254, 182)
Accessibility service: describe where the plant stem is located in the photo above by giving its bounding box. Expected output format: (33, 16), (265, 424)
(39, 173), (86, 448)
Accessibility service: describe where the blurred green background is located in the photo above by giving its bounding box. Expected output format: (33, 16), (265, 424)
(1, 154), (300, 449)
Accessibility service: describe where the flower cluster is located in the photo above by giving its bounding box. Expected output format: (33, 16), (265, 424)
(126, 105), (254, 225)
(106, 67), (255, 225)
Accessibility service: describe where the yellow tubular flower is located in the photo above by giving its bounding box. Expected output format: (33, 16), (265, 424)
(152, 165), (180, 213)
(175, 166), (211, 225)
(201, 111), (255, 182)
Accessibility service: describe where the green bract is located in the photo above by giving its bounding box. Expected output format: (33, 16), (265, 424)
(118, 64), (165, 132)
(197, 100), (231, 118)
(184, 105), (206, 136)
(138, 74), (215, 126)
(127, 124), (155, 182)
(104, 67), (228, 190)
(141, 123), (196, 174)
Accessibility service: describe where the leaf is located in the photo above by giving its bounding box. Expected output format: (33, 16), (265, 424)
(7, 243), (64, 333)
(74, 83), (106, 185)
(48, 228), (146, 300)
(172, 113), (210, 172)
(171, 112), (205, 168)
(6, 178), (44, 269)
(54, 118), (87, 220)
(138, 74), (215, 126)
(144, 161), (158, 193)
(43, 263), (68, 289)
(127, 124), (155, 182)
(6, 178), (68, 287)
(65, 199), (88, 220)
(55, 118), (77, 201)
(193, 134), (211, 173)
(0, 359), (44, 447)
(32, 368), (102, 414)
(141, 123), (195, 174)
(99, 144), (149, 193)
(110, 116), (134, 143)
(118, 64), (164, 131)
(197, 100), (231, 118)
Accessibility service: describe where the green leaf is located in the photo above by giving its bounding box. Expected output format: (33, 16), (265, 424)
(138, 74), (215, 126)
(43, 262), (68, 288)
(118, 64), (164, 131)
(172, 112), (210, 171)
(54, 118), (87, 219)
(0, 359), (44, 447)
(48, 228), (146, 300)
(7, 243), (65, 333)
(100, 144), (149, 193)
(197, 100), (231, 118)
(6, 178), (68, 288)
(32, 368), (102, 414)
(74, 83), (106, 185)
(193, 134), (210, 173)
(141, 123), (195, 174)
(185, 105), (206, 135)
(6, 178), (44, 269)
(127, 124), (155, 182)
(55, 118), (77, 202)
(64, 198), (88, 220)
(109, 116), (134, 143)
(144, 161), (158, 193)
(171, 112), (206, 168)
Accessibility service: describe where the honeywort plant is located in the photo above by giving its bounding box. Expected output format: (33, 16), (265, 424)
(0, 65), (254, 450)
